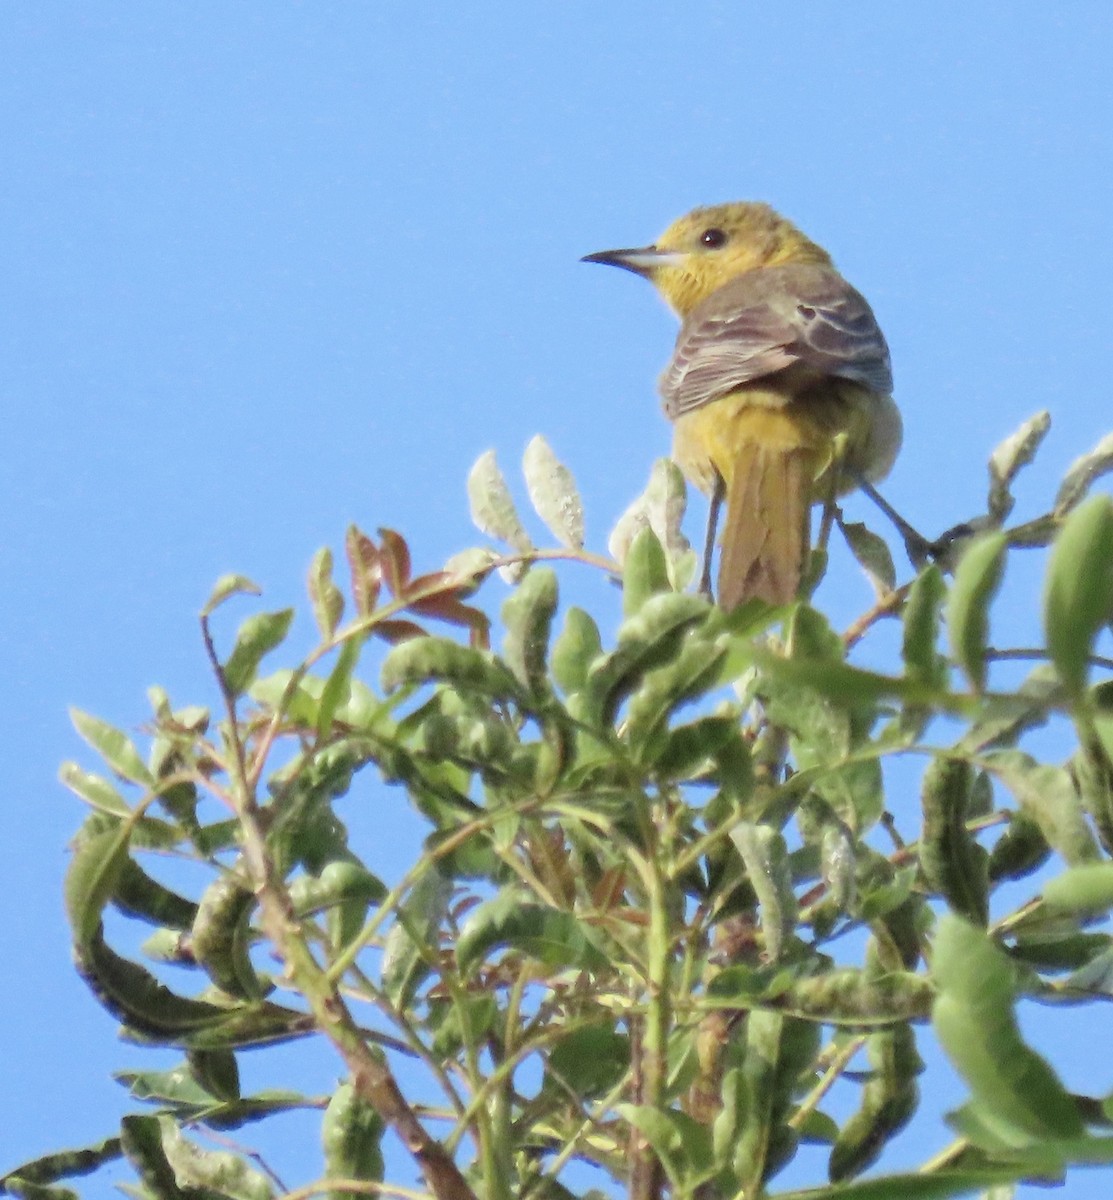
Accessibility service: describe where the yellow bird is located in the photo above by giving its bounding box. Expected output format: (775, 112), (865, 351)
(584, 202), (901, 609)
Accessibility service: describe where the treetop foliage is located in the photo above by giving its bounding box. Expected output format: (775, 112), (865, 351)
(5, 415), (1113, 1200)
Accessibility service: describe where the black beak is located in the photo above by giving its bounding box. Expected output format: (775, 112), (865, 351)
(580, 245), (679, 277)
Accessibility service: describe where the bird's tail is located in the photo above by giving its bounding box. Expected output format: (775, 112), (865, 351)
(717, 407), (825, 610)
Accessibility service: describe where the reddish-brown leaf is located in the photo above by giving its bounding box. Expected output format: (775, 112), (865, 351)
(373, 618), (427, 644)
(403, 570), (457, 600)
(378, 527), (412, 596)
(526, 827), (576, 906)
(400, 574), (492, 646)
(592, 866), (628, 912)
(451, 895), (483, 923)
(345, 525), (382, 615)
(407, 585), (476, 623)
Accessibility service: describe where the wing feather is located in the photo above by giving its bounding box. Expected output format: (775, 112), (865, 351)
(660, 263), (892, 418)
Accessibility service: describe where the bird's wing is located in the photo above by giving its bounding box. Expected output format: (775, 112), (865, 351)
(660, 264), (893, 419)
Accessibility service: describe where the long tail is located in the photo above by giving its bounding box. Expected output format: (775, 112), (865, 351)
(716, 408), (824, 610)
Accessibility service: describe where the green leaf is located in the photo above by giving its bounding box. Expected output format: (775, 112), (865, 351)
(987, 410), (1051, 524)
(754, 645), (887, 832)
(501, 566), (559, 695)
(797, 798), (856, 911)
(321, 1081), (385, 1196)
(751, 649), (943, 713)
(616, 1105), (714, 1190)
(818, 759), (885, 837)
(251, 668), (322, 726)
(1043, 492), (1113, 697)
(112, 860), (198, 930)
(932, 915), (1084, 1145)
(316, 633), (365, 739)
(1041, 862), (1113, 918)
(781, 969), (933, 1025)
(0, 1138), (121, 1192)
(201, 573), (261, 619)
(987, 812), (1051, 883)
(58, 762), (131, 816)
(958, 665), (1058, 754)
(983, 750), (1100, 865)
(655, 713), (742, 782)
(308, 547), (345, 639)
(75, 930), (309, 1048)
(841, 520), (897, 597)
(64, 823), (133, 947)
(1062, 943), (1113, 995)
(856, 863), (917, 922)
(118, 1115), (180, 1198)
(467, 449), (534, 570)
(545, 1025), (629, 1097)
(919, 757), (989, 925)
(1009, 931), (1111, 978)
(456, 889), (609, 974)
(1073, 733), (1113, 857)
(522, 434), (584, 549)
(622, 525), (671, 616)
(381, 636), (522, 702)
(116, 1072), (308, 1132)
(1, 1178), (79, 1199)
(583, 593), (711, 727)
(788, 603), (844, 662)
(624, 631), (729, 759)
(733, 1011), (818, 1191)
(902, 565), (947, 688)
(191, 874), (267, 1000)
(222, 608), (295, 695)
(946, 532), (1007, 691)
(829, 1024), (921, 1181)
(381, 868), (452, 1008)
(291, 860), (388, 914)
(551, 606), (603, 695)
(610, 459), (696, 591)
(187, 1048), (241, 1103)
(730, 823), (796, 961)
(1054, 429), (1113, 516)
(428, 992), (499, 1058)
(642, 457), (696, 588)
(707, 964), (790, 1003)
(69, 709), (153, 787)
(291, 860), (387, 952)
(157, 1115), (274, 1200)
(796, 1109), (840, 1145)
(774, 1168), (1024, 1200)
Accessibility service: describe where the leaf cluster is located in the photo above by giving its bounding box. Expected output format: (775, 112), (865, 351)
(6, 425), (1113, 1200)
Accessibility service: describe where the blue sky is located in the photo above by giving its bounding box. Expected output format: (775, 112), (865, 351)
(3, 5), (1113, 1197)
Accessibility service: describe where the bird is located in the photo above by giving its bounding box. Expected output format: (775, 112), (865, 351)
(583, 202), (902, 609)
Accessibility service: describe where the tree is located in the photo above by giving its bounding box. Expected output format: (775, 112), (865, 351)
(4, 419), (1113, 1200)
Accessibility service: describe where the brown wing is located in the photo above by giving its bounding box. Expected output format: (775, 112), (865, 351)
(660, 263), (893, 419)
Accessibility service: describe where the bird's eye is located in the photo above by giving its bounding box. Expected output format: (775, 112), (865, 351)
(700, 227), (728, 248)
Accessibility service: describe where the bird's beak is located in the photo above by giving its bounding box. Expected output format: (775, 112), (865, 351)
(580, 245), (685, 277)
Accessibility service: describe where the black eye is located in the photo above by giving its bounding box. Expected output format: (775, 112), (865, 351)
(700, 227), (728, 248)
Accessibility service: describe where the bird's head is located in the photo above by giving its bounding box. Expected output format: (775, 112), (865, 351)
(583, 201), (832, 317)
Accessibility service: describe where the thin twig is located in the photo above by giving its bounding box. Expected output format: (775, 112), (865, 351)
(788, 1034), (868, 1130)
(200, 613), (253, 803)
(917, 1137), (971, 1174)
(194, 1127), (288, 1192)
(842, 581), (911, 649)
(987, 646), (1113, 672)
(282, 1180), (433, 1200)
(200, 613), (478, 1200)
